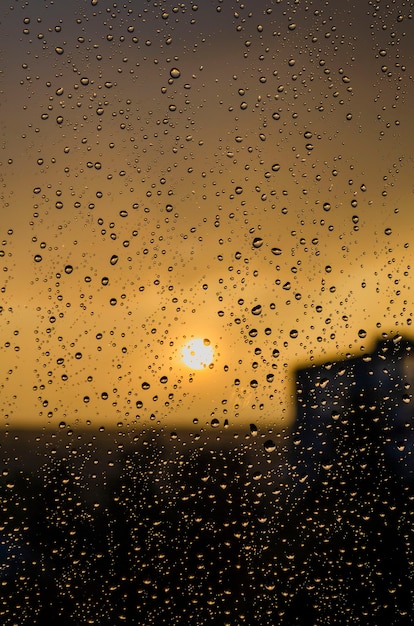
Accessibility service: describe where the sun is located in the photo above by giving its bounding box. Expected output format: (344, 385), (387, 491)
(181, 338), (214, 370)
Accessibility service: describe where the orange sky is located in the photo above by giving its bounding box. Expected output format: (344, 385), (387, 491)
(1, 0), (414, 429)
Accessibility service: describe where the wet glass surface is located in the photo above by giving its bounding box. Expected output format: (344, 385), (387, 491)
(1, 1), (414, 623)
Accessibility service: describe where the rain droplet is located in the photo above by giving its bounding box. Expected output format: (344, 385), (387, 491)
(264, 440), (276, 453)
(110, 255), (119, 265)
(358, 329), (367, 339)
(170, 68), (181, 79)
(64, 265), (73, 274)
(271, 247), (282, 255)
(252, 237), (263, 249)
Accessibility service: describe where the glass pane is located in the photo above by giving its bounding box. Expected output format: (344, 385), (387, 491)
(1, 1), (413, 622)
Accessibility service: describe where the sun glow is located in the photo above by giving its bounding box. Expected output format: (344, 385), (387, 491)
(181, 338), (214, 370)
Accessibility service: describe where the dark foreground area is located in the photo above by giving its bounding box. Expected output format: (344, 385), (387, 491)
(0, 423), (413, 625)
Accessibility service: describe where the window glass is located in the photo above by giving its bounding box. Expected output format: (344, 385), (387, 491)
(1, 1), (413, 622)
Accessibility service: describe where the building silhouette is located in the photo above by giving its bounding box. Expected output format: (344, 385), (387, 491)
(284, 335), (414, 622)
(293, 334), (414, 490)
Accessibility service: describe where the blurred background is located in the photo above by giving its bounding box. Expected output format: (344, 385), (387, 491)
(1, 0), (414, 623)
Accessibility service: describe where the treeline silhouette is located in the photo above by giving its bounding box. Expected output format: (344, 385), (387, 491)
(1, 337), (414, 624)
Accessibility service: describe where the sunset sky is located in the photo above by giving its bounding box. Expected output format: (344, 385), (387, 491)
(1, 0), (414, 429)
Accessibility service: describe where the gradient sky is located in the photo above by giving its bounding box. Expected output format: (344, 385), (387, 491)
(1, 0), (414, 429)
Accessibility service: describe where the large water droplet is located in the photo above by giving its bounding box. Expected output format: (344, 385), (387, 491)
(264, 440), (276, 453)
(252, 237), (263, 249)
